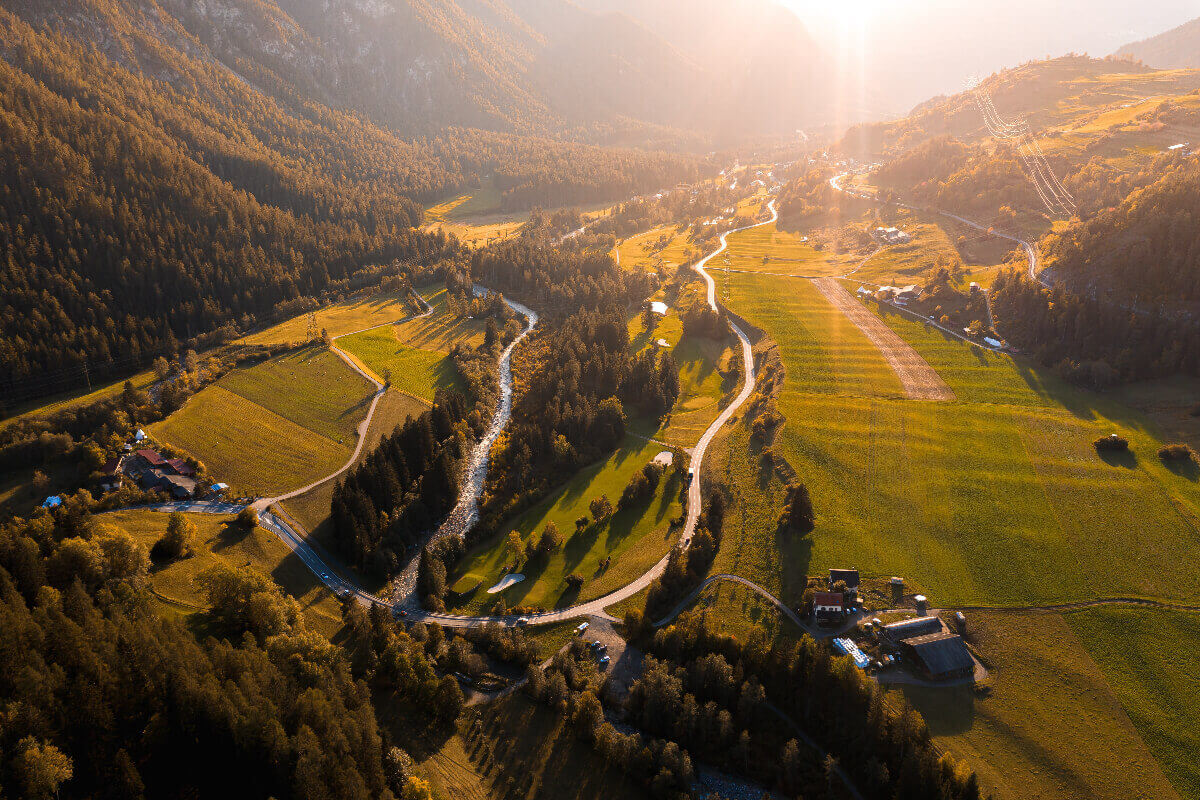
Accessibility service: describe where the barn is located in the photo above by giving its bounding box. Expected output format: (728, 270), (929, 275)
(900, 632), (975, 682)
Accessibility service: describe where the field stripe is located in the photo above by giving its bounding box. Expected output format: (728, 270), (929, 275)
(809, 277), (956, 401)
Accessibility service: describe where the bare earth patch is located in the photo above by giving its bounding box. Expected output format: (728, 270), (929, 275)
(809, 277), (955, 401)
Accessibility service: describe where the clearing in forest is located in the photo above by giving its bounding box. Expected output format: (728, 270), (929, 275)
(100, 509), (344, 636)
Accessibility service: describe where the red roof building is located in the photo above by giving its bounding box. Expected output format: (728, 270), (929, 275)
(135, 449), (166, 466)
(166, 458), (195, 477)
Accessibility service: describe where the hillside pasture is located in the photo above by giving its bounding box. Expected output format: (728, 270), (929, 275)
(238, 291), (416, 347)
(447, 436), (684, 614)
(1067, 607), (1200, 800)
(898, 610), (1181, 800)
(712, 268), (1200, 608)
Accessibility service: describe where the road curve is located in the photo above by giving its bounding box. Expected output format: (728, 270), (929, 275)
(151, 199), (784, 630)
(408, 202), (782, 627)
(260, 293), (434, 509)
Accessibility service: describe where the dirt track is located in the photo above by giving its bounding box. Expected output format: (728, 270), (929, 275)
(809, 277), (955, 401)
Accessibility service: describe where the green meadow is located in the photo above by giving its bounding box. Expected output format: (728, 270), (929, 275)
(709, 249), (1200, 610)
(447, 436), (684, 613)
(1067, 607), (1200, 799)
(100, 509), (344, 637)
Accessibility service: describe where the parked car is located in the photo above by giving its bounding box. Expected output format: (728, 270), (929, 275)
(515, 617), (530, 627)
(598, 655), (610, 669)
(575, 622), (589, 636)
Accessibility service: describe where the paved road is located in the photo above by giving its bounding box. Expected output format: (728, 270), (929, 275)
(253, 292), (435, 510)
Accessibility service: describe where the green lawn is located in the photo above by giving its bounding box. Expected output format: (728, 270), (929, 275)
(448, 435), (684, 613)
(99, 509), (344, 637)
(712, 268), (1200, 608)
(149, 346), (372, 496)
(897, 610), (1181, 800)
(2, 367), (158, 430)
(722, 220), (856, 276)
(1067, 607), (1200, 800)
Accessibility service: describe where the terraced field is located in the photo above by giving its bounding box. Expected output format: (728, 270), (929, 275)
(149, 346), (372, 496)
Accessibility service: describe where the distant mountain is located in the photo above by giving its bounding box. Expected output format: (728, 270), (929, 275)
(151, 0), (839, 139)
(0, 0), (701, 400)
(1115, 16), (1200, 69)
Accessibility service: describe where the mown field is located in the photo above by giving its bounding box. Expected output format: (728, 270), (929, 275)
(711, 265), (1200, 608)
(101, 509), (344, 637)
(898, 610), (1182, 800)
(279, 388), (430, 593)
(1066, 607), (1200, 800)
(149, 346), (372, 496)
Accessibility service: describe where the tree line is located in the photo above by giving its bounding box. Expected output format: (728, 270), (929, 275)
(990, 270), (1200, 386)
(331, 392), (471, 577)
(0, 500), (464, 800)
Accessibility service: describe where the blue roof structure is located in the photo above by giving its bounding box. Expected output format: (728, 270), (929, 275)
(833, 637), (871, 669)
(41, 496), (63, 509)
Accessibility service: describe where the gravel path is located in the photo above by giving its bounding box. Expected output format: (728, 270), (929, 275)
(810, 277), (956, 401)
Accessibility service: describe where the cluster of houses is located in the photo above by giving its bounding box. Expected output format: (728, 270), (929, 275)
(873, 226), (912, 245)
(810, 568), (977, 683)
(118, 449), (199, 499)
(868, 284), (923, 306)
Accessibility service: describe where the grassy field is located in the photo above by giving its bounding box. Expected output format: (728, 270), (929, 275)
(149, 346), (372, 496)
(1066, 607), (1200, 799)
(238, 291), (416, 347)
(897, 610), (1181, 800)
(1, 367), (158, 430)
(100, 509), (344, 637)
(710, 267), (1200, 608)
(615, 226), (698, 272)
(447, 436), (684, 613)
(338, 287), (486, 401)
(721, 220), (856, 276)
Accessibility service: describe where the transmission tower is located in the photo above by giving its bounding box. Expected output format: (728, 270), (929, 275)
(306, 311), (319, 343)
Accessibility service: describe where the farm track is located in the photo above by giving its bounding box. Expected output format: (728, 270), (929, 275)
(810, 277), (957, 401)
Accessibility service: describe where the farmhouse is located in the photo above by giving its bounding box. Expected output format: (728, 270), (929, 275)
(129, 449), (198, 498)
(875, 226), (912, 245)
(813, 591), (845, 624)
(899, 631), (975, 681)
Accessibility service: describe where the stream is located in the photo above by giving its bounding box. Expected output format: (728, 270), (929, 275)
(393, 286), (538, 606)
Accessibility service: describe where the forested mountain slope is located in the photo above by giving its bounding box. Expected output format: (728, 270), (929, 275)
(1116, 16), (1200, 69)
(0, 0), (700, 404)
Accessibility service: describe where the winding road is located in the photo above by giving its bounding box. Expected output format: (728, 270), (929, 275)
(155, 198), (782, 630)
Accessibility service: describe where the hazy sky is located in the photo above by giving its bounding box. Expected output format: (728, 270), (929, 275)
(783, 0), (1200, 113)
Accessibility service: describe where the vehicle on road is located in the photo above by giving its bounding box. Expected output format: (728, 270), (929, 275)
(515, 617), (530, 627)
